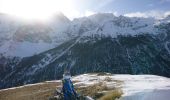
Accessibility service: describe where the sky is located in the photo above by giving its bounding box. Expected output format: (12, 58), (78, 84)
(0, 0), (170, 20)
(71, 0), (170, 18)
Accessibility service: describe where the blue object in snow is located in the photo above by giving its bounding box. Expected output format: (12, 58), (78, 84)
(62, 73), (77, 100)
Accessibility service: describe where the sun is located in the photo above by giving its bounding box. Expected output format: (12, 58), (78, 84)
(0, 0), (74, 21)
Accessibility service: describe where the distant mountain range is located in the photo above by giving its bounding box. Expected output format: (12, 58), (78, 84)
(0, 13), (170, 89)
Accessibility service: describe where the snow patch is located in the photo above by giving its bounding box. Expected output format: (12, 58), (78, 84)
(72, 74), (170, 100)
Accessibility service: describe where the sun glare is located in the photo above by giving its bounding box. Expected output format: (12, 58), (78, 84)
(0, 0), (74, 21)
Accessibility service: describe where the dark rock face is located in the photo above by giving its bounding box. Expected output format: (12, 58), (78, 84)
(1, 28), (170, 89)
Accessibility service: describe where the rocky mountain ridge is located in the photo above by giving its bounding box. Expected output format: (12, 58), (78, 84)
(0, 13), (170, 89)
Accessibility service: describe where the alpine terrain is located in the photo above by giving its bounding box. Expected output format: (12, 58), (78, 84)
(0, 73), (170, 100)
(0, 13), (170, 89)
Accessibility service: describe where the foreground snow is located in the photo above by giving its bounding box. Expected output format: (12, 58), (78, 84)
(113, 75), (170, 100)
(72, 74), (170, 100)
(0, 74), (170, 100)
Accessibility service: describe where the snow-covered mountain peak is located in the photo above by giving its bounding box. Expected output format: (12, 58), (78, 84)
(0, 13), (72, 57)
(80, 14), (159, 38)
(87, 13), (116, 25)
(0, 12), (169, 57)
(162, 15), (170, 23)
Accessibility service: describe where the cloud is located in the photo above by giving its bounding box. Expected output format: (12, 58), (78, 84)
(64, 10), (96, 20)
(68, 10), (119, 20)
(164, 11), (170, 17)
(160, 0), (170, 3)
(113, 11), (118, 16)
(63, 10), (84, 20)
(95, 0), (114, 10)
(148, 3), (154, 7)
(84, 10), (119, 17)
(85, 10), (96, 17)
(124, 11), (170, 19)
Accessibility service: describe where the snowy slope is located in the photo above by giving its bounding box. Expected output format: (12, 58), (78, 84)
(113, 75), (170, 100)
(0, 13), (169, 57)
(1, 13), (170, 90)
(1, 74), (169, 100)
(82, 16), (159, 38)
(0, 40), (59, 57)
(72, 74), (170, 100)
(0, 13), (71, 57)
